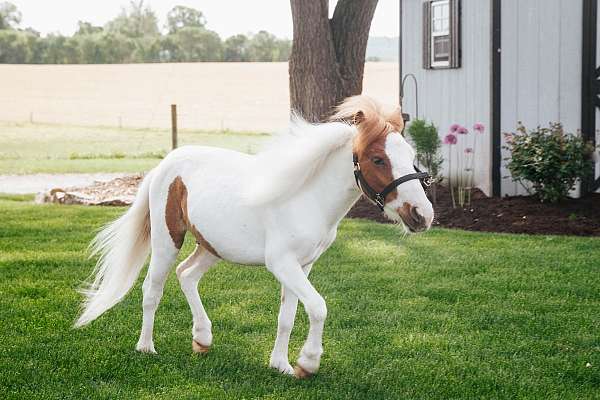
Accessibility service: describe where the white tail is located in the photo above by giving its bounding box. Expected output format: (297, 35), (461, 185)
(74, 171), (154, 328)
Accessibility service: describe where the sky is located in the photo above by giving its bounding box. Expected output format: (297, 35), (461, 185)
(10, 0), (399, 39)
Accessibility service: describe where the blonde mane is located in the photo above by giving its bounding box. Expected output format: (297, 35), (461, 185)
(330, 95), (404, 154)
(243, 96), (402, 206)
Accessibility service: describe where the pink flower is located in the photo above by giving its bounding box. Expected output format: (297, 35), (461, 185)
(473, 123), (485, 133)
(464, 147), (473, 154)
(450, 124), (460, 133)
(457, 126), (469, 135)
(444, 133), (457, 145)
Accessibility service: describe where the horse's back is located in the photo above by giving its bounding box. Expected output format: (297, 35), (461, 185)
(151, 145), (266, 264)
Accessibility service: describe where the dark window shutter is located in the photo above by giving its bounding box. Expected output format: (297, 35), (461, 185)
(449, 0), (462, 68)
(423, 1), (432, 69)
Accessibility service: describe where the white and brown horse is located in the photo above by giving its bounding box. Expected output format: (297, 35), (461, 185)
(75, 95), (434, 378)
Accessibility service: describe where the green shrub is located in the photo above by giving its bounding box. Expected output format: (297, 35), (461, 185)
(505, 122), (595, 203)
(406, 119), (443, 204)
(407, 119), (443, 178)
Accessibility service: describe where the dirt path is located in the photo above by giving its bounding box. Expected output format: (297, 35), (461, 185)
(0, 173), (129, 194)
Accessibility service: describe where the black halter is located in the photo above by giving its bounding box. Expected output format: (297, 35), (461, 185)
(353, 154), (433, 211)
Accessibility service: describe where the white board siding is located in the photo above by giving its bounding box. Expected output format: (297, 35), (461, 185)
(500, 0), (583, 196)
(596, 0), (600, 189)
(401, 0), (493, 195)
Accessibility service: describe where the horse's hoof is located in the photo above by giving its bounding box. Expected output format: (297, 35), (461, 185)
(293, 365), (314, 379)
(270, 358), (294, 375)
(192, 339), (210, 354)
(135, 342), (156, 354)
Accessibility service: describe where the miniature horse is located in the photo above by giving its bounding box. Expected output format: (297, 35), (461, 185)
(75, 95), (434, 378)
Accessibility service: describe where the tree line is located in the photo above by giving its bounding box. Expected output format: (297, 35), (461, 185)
(0, 1), (291, 64)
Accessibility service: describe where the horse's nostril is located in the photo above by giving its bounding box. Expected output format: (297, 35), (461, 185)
(409, 206), (425, 226)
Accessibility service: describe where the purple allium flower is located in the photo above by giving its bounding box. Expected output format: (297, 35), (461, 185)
(450, 124), (460, 133)
(473, 123), (485, 133)
(464, 147), (473, 154)
(457, 126), (469, 135)
(444, 133), (457, 145)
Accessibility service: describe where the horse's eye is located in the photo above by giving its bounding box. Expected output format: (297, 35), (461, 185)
(372, 157), (385, 166)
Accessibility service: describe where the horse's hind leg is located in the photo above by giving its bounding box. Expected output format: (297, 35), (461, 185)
(176, 245), (219, 353)
(135, 234), (179, 353)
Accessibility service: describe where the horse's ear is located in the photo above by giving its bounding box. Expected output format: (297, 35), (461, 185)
(387, 106), (405, 133)
(352, 111), (365, 125)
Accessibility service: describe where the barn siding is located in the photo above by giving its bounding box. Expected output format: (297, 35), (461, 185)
(401, 0), (493, 195)
(596, 0), (600, 187)
(500, 0), (583, 196)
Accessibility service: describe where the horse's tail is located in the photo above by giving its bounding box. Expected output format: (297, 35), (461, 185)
(74, 170), (154, 328)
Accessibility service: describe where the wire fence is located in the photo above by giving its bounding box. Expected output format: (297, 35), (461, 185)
(0, 62), (400, 162)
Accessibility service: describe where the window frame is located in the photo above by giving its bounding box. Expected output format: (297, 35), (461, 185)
(430, 0), (451, 67)
(423, 0), (461, 70)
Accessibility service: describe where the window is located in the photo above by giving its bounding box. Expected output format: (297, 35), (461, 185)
(423, 0), (461, 69)
(431, 0), (450, 66)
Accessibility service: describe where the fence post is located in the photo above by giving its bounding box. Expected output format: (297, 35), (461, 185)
(171, 104), (178, 150)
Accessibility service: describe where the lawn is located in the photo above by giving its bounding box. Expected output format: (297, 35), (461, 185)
(0, 122), (270, 174)
(0, 196), (599, 399)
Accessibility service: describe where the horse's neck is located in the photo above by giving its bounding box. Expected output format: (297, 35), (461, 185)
(302, 141), (362, 227)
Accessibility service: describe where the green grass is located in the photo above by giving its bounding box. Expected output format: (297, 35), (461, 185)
(0, 122), (270, 174)
(1, 200), (599, 399)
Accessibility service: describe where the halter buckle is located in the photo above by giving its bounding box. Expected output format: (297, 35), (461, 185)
(423, 176), (434, 187)
(374, 194), (385, 210)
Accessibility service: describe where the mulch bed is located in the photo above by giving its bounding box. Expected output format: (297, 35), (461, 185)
(39, 175), (599, 237)
(347, 185), (600, 237)
(35, 175), (143, 206)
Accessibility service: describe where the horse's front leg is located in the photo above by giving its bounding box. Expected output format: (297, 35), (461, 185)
(269, 263), (313, 375)
(266, 254), (326, 378)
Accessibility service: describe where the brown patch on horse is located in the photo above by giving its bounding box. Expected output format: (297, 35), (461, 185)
(189, 224), (221, 258)
(331, 95), (403, 203)
(294, 365), (314, 379)
(396, 202), (413, 222)
(397, 201), (426, 231)
(165, 176), (188, 249)
(165, 176), (221, 257)
(192, 339), (210, 354)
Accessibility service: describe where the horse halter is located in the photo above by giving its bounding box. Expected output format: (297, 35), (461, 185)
(352, 154), (433, 211)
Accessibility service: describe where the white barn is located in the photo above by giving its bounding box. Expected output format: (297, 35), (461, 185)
(399, 0), (600, 196)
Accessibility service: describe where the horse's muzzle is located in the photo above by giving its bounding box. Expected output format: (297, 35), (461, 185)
(397, 204), (432, 233)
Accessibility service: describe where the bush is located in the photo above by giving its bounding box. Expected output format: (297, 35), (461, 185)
(406, 119), (443, 203)
(505, 122), (595, 203)
(407, 119), (442, 179)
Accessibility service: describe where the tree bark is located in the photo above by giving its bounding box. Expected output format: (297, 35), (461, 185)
(289, 0), (379, 122)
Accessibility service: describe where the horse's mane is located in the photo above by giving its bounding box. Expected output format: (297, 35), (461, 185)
(243, 96), (402, 206)
(330, 95), (404, 154)
(243, 115), (355, 205)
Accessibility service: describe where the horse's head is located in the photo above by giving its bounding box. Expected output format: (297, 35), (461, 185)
(332, 96), (434, 233)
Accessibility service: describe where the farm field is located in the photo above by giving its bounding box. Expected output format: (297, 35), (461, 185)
(0, 122), (270, 174)
(0, 62), (399, 132)
(1, 196), (599, 399)
(0, 62), (397, 176)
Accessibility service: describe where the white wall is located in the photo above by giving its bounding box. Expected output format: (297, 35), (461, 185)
(402, 0), (493, 195)
(596, 0), (600, 188)
(500, 0), (583, 196)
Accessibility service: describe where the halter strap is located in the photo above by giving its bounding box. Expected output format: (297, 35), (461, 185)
(353, 154), (432, 211)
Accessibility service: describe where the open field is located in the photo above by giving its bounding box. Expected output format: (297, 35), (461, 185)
(0, 62), (397, 176)
(0, 62), (399, 132)
(0, 122), (270, 174)
(1, 197), (599, 399)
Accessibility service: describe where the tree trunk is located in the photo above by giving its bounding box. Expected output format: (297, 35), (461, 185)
(289, 0), (379, 122)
